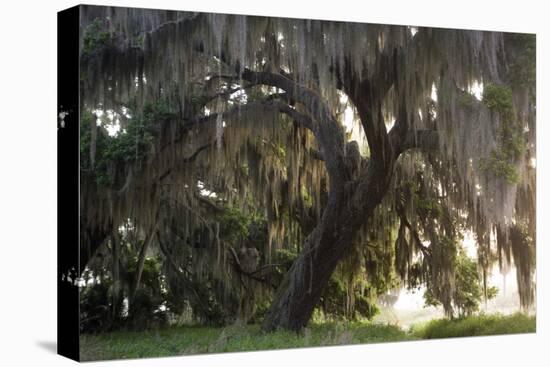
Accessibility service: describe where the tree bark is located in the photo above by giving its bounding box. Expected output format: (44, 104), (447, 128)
(130, 216), (159, 302)
(261, 121), (439, 331)
(262, 159), (393, 331)
(111, 231), (121, 321)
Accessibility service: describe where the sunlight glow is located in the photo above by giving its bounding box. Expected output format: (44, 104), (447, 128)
(470, 80), (484, 100)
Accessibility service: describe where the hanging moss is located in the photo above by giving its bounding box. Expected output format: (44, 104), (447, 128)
(426, 237), (456, 318)
(509, 224), (535, 310)
(424, 248), (497, 318)
(80, 111), (112, 186)
(77, 6), (536, 327)
(82, 18), (112, 57)
(479, 84), (525, 184)
(458, 92), (478, 108)
(506, 34), (536, 89)
(80, 99), (173, 187)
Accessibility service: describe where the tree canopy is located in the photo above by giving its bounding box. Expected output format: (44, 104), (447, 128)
(76, 5), (536, 332)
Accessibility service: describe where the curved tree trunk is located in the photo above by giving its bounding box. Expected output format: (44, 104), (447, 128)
(261, 58), (405, 331)
(262, 161), (394, 331)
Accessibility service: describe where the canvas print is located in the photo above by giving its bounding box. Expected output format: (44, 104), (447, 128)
(58, 4), (536, 361)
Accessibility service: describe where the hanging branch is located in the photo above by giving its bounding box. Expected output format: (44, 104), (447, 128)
(227, 245), (279, 289)
(395, 197), (432, 259)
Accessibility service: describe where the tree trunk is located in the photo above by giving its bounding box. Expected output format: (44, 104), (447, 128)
(130, 217), (159, 302)
(262, 161), (393, 331)
(111, 231), (121, 321)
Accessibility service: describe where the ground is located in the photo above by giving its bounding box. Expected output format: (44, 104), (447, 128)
(80, 313), (535, 361)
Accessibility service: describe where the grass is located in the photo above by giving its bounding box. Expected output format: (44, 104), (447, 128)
(411, 313), (536, 339)
(80, 322), (414, 361)
(80, 313), (535, 361)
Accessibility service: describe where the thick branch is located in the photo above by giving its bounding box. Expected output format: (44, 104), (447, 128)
(227, 245), (278, 289)
(395, 203), (431, 259)
(392, 128), (440, 156)
(240, 69), (349, 186)
(402, 129), (439, 152)
(340, 50), (398, 168)
(155, 98), (315, 184)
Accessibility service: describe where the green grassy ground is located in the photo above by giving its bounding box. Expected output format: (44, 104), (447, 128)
(411, 313), (536, 339)
(80, 313), (535, 361)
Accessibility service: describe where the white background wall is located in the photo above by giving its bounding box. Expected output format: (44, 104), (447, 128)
(0, 0), (547, 366)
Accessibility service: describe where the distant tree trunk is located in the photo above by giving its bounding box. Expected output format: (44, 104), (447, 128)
(111, 231), (121, 321)
(130, 217), (159, 302)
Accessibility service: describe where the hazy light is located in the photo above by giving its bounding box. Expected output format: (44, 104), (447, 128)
(431, 84), (438, 102)
(470, 80), (484, 100)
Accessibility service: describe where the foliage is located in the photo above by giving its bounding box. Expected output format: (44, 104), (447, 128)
(216, 206), (251, 244)
(77, 8), (536, 335)
(319, 277), (379, 321)
(454, 253), (497, 318)
(424, 249), (497, 318)
(506, 34), (536, 89)
(458, 92), (478, 108)
(480, 151), (520, 184)
(127, 257), (163, 294)
(274, 248), (380, 321)
(509, 223), (536, 309)
(102, 101), (168, 163)
(125, 257), (169, 330)
(79, 111), (109, 186)
(82, 18), (112, 57)
(413, 313), (535, 339)
(480, 84), (525, 184)
(80, 240), (170, 333)
(127, 288), (169, 331)
(80, 278), (116, 333)
(80, 100), (171, 186)
(482, 84), (513, 112)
